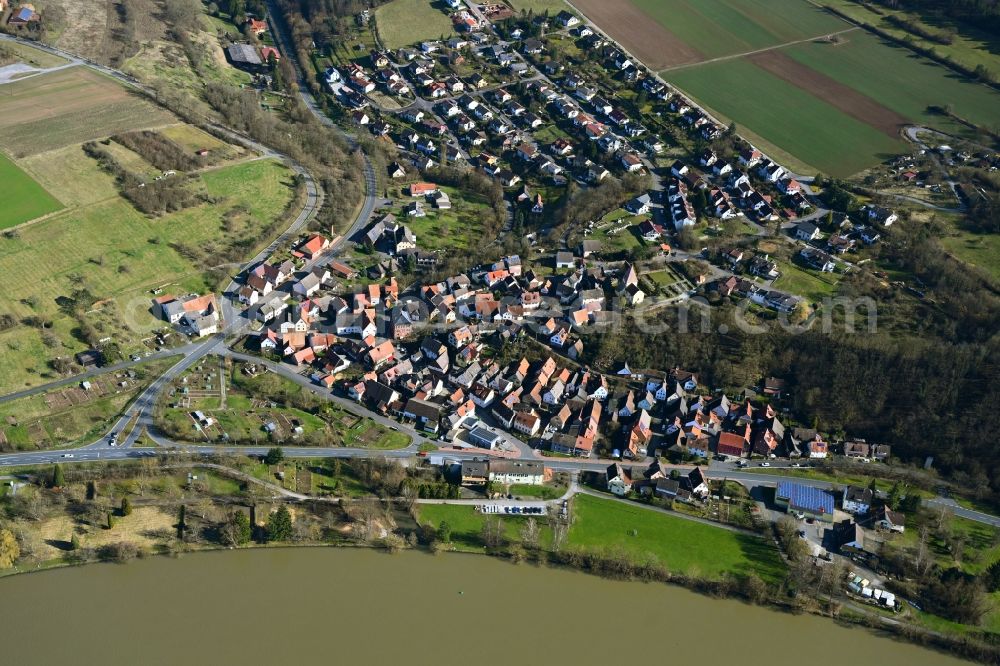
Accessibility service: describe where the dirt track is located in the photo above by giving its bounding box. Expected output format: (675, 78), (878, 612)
(747, 49), (909, 138)
(569, 0), (704, 69)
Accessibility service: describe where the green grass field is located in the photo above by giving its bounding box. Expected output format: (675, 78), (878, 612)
(397, 186), (493, 252)
(940, 231), (1000, 284)
(506, 0), (569, 13)
(160, 364), (411, 448)
(630, 0), (846, 60)
(0, 41), (69, 68)
(783, 32), (1000, 138)
(568, 494), (785, 581)
(416, 504), (551, 551)
(374, 0), (456, 50)
(0, 158), (295, 395)
(665, 58), (906, 177)
(821, 0), (1000, 80)
(18, 143), (120, 207)
(773, 261), (843, 304)
(0, 151), (62, 229)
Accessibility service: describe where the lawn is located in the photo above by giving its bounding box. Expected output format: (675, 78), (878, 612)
(0, 151), (62, 229)
(665, 58), (905, 177)
(374, 0), (456, 50)
(772, 261), (843, 304)
(889, 508), (1000, 582)
(508, 483), (566, 500)
(0, 67), (175, 158)
(568, 494), (785, 581)
(0, 158), (295, 395)
(506, 0), (569, 13)
(416, 504), (551, 552)
(398, 186), (494, 252)
(646, 267), (685, 287)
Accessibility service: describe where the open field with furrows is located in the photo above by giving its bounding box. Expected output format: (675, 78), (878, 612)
(666, 57), (905, 177)
(781, 32), (1000, 137)
(568, 494), (786, 581)
(374, 0), (456, 50)
(572, 0), (1000, 177)
(0, 151), (63, 229)
(666, 32), (1000, 177)
(0, 67), (176, 158)
(570, 0), (847, 69)
(0, 158), (295, 396)
(0, 358), (174, 451)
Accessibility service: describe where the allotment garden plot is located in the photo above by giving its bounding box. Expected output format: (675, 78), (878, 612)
(158, 361), (410, 449)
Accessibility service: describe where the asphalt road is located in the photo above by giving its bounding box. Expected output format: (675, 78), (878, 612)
(2, 31), (997, 533)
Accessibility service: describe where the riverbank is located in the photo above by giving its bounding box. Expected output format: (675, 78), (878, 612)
(0, 547), (979, 666)
(1, 458), (998, 663)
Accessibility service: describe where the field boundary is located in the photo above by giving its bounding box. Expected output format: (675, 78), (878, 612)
(659, 26), (859, 72)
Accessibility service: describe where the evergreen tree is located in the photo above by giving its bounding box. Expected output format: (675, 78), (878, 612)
(887, 481), (903, 510)
(228, 510), (252, 546)
(177, 505), (187, 539)
(267, 505), (293, 542)
(264, 447), (284, 465)
(121, 496), (132, 517)
(438, 520), (452, 543)
(50, 464), (65, 488)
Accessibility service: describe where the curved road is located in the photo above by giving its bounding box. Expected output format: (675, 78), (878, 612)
(1, 33), (998, 532)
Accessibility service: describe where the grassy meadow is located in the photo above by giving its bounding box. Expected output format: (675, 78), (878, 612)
(569, 494), (785, 581)
(374, 0), (456, 50)
(0, 151), (63, 229)
(0, 158), (295, 395)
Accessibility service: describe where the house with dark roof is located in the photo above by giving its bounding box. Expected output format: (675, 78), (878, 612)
(875, 507), (905, 532)
(842, 485), (873, 515)
(775, 481), (835, 522)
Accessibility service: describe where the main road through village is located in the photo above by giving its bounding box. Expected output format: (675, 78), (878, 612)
(0, 30), (994, 530)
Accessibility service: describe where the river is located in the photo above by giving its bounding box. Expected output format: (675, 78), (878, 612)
(0, 548), (971, 665)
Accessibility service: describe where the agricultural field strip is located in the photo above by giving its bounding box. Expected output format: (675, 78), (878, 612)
(659, 26), (859, 72)
(571, 0), (1000, 175)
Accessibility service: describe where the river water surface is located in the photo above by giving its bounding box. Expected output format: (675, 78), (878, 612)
(0, 548), (972, 664)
